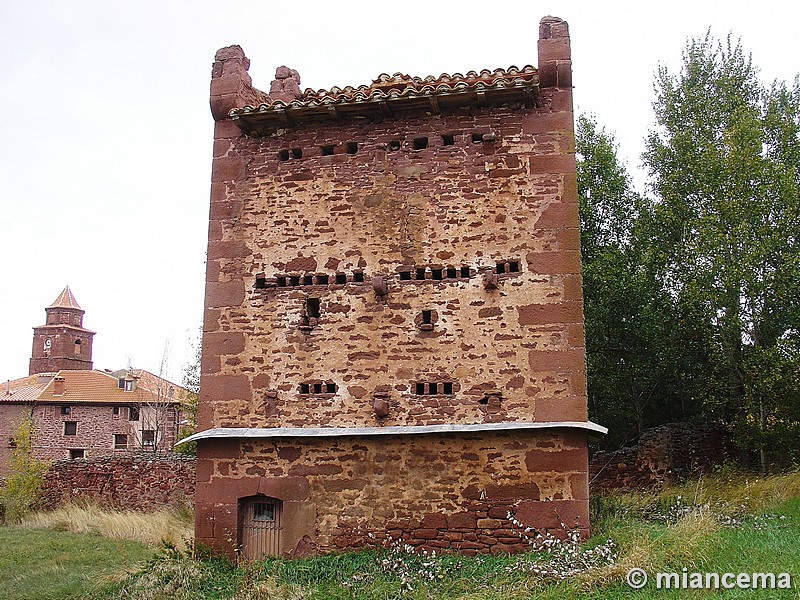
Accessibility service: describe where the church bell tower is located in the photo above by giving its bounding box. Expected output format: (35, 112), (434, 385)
(29, 286), (95, 375)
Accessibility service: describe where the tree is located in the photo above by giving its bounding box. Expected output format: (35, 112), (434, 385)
(643, 34), (800, 470)
(175, 328), (201, 455)
(0, 416), (49, 522)
(577, 114), (701, 449)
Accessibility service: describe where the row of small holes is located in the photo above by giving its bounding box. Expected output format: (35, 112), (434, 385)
(414, 382), (455, 395)
(279, 142), (359, 161)
(299, 382), (338, 395)
(496, 261), (521, 274)
(278, 133), (492, 161)
(256, 272), (364, 289)
(400, 266), (472, 281)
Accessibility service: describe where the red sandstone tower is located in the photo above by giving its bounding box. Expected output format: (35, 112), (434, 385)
(188, 16), (605, 559)
(29, 286), (95, 375)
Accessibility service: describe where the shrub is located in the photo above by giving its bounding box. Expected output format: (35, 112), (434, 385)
(0, 416), (50, 522)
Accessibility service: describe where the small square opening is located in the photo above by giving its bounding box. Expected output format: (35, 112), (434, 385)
(64, 421), (77, 436)
(321, 145), (335, 156)
(303, 275), (314, 286)
(313, 383), (323, 394)
(460, 266), (471, 278)
(443, 382), (453, 395)
(399, 270), (412, 281)
(389, 140), (401, 151)
(413, 137), (429, 150)
(276, 276), (287, 287)
(446, 267), (458, 279)
(278, 149), (290, 161)
(353, 272), (364, 283)
(255, 276), (267, 289)
(335, 273), (347, 284)
(300, 383), (310, 394)
(509, 261), (520, 272)
(442, 134), (455, 146)
(69, 449), (85, 460)
(431, 268), (443, 280)
(306, 298), (321, 318)
(346, 142), (358, 154)
(496, 262), (506, 274)
(61, 406), (71, 416)
(291, 148), (302, 159)
(415, 382), (426, 395)
(416, 268), (427, 280)
(289, 276), (301, 287)
(429, 382), (438, 395)
(326, 382), (337, 394)
(422, 310), (433, 325)
(471, 133), (484, 143)
(317, 274), (329, 285)
(114, 434), (127, 449)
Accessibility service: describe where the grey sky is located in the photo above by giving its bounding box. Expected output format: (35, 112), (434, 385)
(1, 0), (797, 383)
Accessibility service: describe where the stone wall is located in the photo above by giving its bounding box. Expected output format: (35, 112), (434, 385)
(32, 403), (178, 461)
(38, 454), (195, 511)
(195, 429), (589, 558)
(589, 423), (732, 493)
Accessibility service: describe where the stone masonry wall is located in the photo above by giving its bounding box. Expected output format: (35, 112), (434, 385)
(589, 423), (732, 493)
(0, 404), (29, 476)
(195, 429), (589, 557)
(201, 66), (584, 433)
(38, 454), (195, 511)
(32, 403), (178, 461)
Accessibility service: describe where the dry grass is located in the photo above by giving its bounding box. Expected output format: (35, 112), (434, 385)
(21, 502), (193, 550)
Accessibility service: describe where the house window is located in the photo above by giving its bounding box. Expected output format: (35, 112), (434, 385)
(114, 434), (128, 449)
(112, 406), (120, 416)
(141, 430), (155, 447)
(118, 378), (125, 389)
(61, 406), (71, 416)
(128, 406), (140, 421)
(74, 338), (82, 356)
(124, 380), (135, 392)
(64, 421), (77, 436)
(69, 449), (85, 460)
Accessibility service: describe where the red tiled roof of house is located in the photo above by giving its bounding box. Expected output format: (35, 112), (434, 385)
(0, 370), (185, 405)
(230, 65), (538, 115)
(48, 286), (82, 310)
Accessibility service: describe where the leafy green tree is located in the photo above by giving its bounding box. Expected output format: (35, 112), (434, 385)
(643, 34), (800, 470)
(175, 328), (201, 455)
(577, 114), (703, 448)
(0, 416), (49, 522)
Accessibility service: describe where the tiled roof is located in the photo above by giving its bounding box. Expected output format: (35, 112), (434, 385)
(0, 374), (51, 403)
(0, 370), (185, 406)
(229, 66), (539, 129)
(48, 286), (82, 310)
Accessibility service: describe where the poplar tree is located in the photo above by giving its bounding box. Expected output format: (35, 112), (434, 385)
(643, 34), (800, 469)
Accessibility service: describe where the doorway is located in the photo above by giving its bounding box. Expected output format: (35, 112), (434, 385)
(240, 496), (283, 559)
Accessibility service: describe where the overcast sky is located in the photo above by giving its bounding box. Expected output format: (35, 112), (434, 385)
(1, 1), (797, 384)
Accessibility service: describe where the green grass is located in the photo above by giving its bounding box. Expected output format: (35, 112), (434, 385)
(0, 526), (152, 600)
(4, 471), (800, 599)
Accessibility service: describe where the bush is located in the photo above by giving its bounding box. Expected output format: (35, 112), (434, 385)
(0, 417), (49, 522)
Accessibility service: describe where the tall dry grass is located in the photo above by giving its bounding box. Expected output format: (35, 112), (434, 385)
(21, 502), (193, 550)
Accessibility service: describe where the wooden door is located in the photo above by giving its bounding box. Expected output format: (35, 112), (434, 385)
(240, 497), (283, 560)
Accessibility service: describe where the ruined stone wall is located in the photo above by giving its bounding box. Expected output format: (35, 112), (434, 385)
(201, 88), (584, 432)
(195, 429), (589, 557)
(38, 454), (195, 511)
(31, 403), (178, 461)
(589, 423), (732, 493)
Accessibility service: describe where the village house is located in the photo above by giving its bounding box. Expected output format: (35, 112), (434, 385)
(186, 16), (605, 559)
(0, 287), (186, 475)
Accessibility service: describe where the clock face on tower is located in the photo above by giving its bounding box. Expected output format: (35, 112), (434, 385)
(44, 337), (52, 349)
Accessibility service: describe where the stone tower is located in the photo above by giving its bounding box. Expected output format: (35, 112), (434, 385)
(29, 286), (95, 375)
(188, 16), (605, 559)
